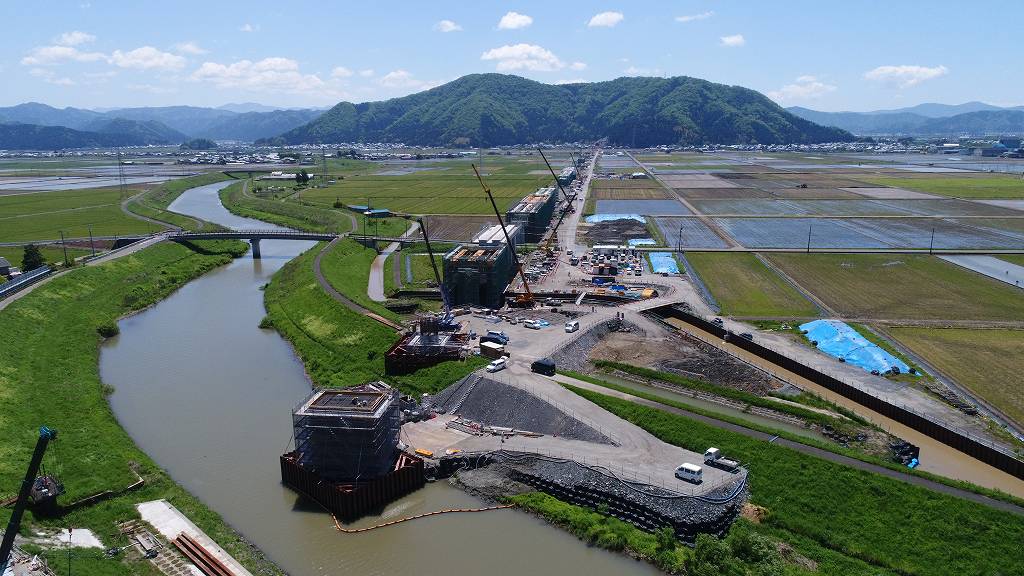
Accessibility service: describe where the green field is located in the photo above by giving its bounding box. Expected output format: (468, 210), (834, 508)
(887, 327), (1024, 427)
(125, 172), (232, 230)
(567, 386), (1024, 576)
(0, 245), (91, 269)
(999, 254), (1024, 267)
(859, 175), (1024, 199)
(687, 252), (819, 317)
(0, 186), (161, 242)
(0, 240), (282, 576)
(263, 244), (485, 395)
(316, 238), (400, 321)
(768, 253), (1024, 321)
(299, 173), (551, 215)
(219, 180), (354, 234)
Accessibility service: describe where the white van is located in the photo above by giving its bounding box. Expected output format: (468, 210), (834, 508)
(564, 320), (580, 333)
(674, 463), (703, 483)
(486, 358), (508, 373)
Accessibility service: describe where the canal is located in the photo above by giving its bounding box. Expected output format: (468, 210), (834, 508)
(101, 180), (658, 576)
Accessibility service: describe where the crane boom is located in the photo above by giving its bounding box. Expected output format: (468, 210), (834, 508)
(471, 164), (533, 304)
(537, 148), (572, 203)
(0, 427), (57, 575)
(415, 218), (452, 315)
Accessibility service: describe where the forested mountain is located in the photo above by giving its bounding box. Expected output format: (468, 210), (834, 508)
(82, 117), (187, 144)
(0, 122), (170, 149)
(0, 103), (322, 142)
(788, 104), (1024, 136)
(263, 74), (852, 146)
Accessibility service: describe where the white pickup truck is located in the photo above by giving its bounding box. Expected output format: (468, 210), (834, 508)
(704, 447), (740, 471)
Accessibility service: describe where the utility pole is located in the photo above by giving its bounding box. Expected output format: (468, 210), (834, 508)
(806, 222), (813, 253)
(60, 230), (69, 266)
(678, 225), (683, 252)
(88, 227), (95, 256)
(929, 226), (936, 255)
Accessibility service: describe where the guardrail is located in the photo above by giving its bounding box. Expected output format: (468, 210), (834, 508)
(0, 266), (52, 300)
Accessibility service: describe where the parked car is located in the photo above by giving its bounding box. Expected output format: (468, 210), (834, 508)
(740, 332), (754, 341)
(564, 320), (580, 333)
(674, 463), (703, 483)
(486, 358), (508, 373)
(485, 330), (510, 344)
(531, 357), (556, 376)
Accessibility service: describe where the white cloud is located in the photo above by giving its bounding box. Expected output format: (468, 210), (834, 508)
(191, 57), (326, 94)
(378, 69), (439, 91)
(720, 34), (745, 47)
(569, 61), (587, 71)
(623, 65), (662, 76)
(498, 11), (533, 30)
(434, 19), (462, 33)
(55, 31), (95, 46)
(359, 69), (375, 77)
(127, 83), (177, 94)
(588, 11), (624, 28)
(481, 43), (564, 72)
(676, 11), (713, 23)
(767, 75), (837, 103)
(239, 23), (259, 33)
(331, 66), (354, 78)
(863, 64), (948, 88)
(554, 78), (586, 85)
(30, 68), (75, 86)
(174, 41), (207, 55)
(21, 45), (106, 66)
(110, 46), (186, 70)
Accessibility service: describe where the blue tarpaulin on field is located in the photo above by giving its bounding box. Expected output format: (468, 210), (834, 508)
(585, 213), (646, 223)
(800, 320), (913, 375)
(648, 252), (680, 274)
(628, 238), (656, 246)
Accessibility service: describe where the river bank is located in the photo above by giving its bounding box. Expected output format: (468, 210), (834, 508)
(0, 239), (284, 576)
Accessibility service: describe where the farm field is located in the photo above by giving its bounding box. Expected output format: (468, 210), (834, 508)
(998, 254), (1024, 267)
(0, 245), (91, 268)
(767, 253), (1024, 321)
(589, 178), (670, 199)
(0, 185), (161, 242)
(298, 173), (550, 214)
(858, 175), (1024, 199)
(886, 327), (1024, 427)
(421, 215), (496, 241)
(686, 252), (819, 317)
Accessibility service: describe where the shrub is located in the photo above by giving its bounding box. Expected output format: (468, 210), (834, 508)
(96, 322), (120, 338)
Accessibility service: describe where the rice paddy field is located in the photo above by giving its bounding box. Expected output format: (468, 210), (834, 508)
(766, 253), (1024, 321)
(0, 185), (163, 242)
(686, 252), (819, 317)
(652, 217), (729, 248)
(886, 327), (1024, 427)
(858, 175), (1024, 199)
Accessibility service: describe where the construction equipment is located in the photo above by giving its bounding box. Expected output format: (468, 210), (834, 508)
(471, 164), (535, 307)
(1, 427), (60, 575)
(536, 147), (582, 255)
(415, 217), (459, 330)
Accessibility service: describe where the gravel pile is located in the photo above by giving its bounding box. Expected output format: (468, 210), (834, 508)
(436, 377), (613, 444)
(552, 319), (645, 372)
(657, 333), (774, 393)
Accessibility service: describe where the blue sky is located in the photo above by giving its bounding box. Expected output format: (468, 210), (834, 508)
(3, 1), (1021, 111)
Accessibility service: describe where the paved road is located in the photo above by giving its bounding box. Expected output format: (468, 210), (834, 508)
(940, 254), (1024, 289)
(368, 221), (419, 302)
(554, 373), (1024, 516)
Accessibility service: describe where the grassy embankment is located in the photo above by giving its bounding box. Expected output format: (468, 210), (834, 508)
(887, 327), (1024, 428)
(0, 186), (159, 243)
(999, 254), (1024, 267)
(859, 175), (1024, 199)
(767, 253), (1024, 321)
(686, 252), (819, 318)
(0, 245), (91, 268)
(124, 172), (233, 230)
(262, 243), (485, 395)
(0, 240), (284, 576)
(565, 386), (1024, 576)
(218, 180), (353, 233)
(316, 238), (401, 321)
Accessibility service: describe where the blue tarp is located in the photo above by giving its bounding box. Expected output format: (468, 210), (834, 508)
(648, 252), (680, 274)
(800, 320), (913, 375)
(585, 213), (646, 223)
(628, 238), (657, 247)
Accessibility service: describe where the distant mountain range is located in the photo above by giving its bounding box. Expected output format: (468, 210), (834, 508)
(787, 102), (1024, 136)
(263, 73), (852, 147)
(0, 102), (323, 149)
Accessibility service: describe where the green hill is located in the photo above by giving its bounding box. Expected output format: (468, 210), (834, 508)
(262, 74), (852, 146)
(0, 123), (141, 149)
(83, 117), (188, 144)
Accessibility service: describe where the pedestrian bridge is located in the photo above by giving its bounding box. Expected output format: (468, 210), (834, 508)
(169, 229), (338, 258)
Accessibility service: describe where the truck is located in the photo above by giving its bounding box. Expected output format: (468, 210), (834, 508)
(704, 447), (740, 471)
(479, 341), (506, 359)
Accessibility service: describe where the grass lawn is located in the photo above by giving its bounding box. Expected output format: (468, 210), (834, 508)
(0, 186), (161, 242)
(0, 245), (91, 268)
(859, 175), (1024, 199)
(768, 253), (1024, 321)
(0, 240), (282, 576)
(566, 387), (1024, 576)
(125, 172), (232, 230)
(998, 254), (1024, 267)
(298, 173), (550, 215)
(686, 252), (819, 317)
(317, 238), (400, 321)
(887, 327), (1024, 427)
(219, 180), (354, 234)
(263, 243), (485, 395)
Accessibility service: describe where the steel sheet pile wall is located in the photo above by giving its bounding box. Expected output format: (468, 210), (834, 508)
(280, 451), (425, 521)
(649, 305), (1024, 480)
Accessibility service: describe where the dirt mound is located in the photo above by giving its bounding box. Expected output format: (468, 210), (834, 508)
(582, 218), (650, 244)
